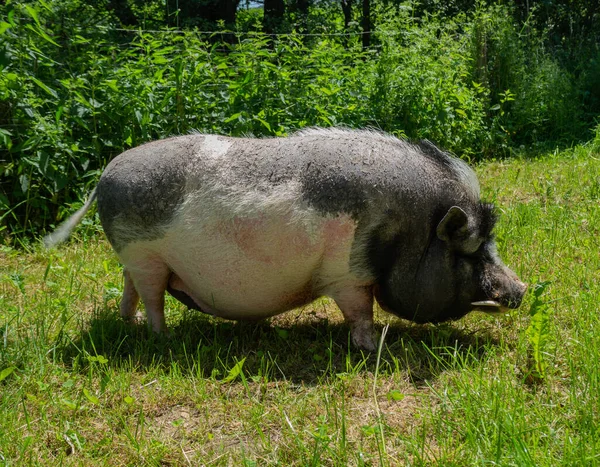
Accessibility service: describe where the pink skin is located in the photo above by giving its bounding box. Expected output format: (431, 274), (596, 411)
(215, 214), (318, 266)
(117, 213), (378, 349)
(120, 259), (169, 333)
(332, 286), (376, 351)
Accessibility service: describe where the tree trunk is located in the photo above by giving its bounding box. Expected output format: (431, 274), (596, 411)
(106, 0), (138, 27)
(166, 0), (240, 29)
(263, 0), (286, 35)
(362, 0), (370, 49)
(341, 0), (353, 47)
(291, 0), (309, 32)
(341, 0), (352, 31)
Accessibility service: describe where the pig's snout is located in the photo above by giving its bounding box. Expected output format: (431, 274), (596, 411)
(492, 273), (527, 309)
(503, 279), (527, 309)
(475, 266), (527, 313)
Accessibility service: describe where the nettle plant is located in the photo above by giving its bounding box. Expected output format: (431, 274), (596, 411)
(0, 0), (596, 241)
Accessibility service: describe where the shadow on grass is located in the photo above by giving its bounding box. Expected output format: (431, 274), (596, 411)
(58, 306), (499, 385)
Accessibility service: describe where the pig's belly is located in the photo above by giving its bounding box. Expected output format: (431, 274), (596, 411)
(121, 213), (357, 320)
(165, 242), (322, 319)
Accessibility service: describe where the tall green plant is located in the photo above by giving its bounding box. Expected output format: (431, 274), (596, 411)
(468, 3), (586, 150)
(369, 4), (488, 156)
(1, 0), (597, 241)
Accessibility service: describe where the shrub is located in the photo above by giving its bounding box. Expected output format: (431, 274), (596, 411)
(0, 0), (597, 241)
(368, 5), (488, 156)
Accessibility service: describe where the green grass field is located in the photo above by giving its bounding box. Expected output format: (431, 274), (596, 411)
(1, 144), (599, 466)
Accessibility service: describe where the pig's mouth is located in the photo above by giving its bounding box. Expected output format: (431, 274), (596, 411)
(470, 300), (509, 314)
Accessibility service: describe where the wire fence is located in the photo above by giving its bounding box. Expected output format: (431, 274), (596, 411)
(89, 26), (397, 56)
(113, 27), (404, 38)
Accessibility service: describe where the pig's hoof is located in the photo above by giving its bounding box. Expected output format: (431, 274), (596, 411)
(122, 311), (145, 326)
(352, 331), (377, 352)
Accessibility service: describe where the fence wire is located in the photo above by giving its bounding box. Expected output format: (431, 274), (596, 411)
(114, 27), (403, 37)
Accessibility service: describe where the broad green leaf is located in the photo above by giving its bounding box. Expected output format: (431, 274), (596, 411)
(319, 87), (339, 96)
(254, 117), (271, 132)
(386, 390), (405, 401)
(361, 423), (383, 436)
(24, 23), (60, 48)
(24, 5), (41, 27)
(61, 399), (77, 410)
(0, 22), (11, 35)
(37, 0), (54, 13)
(153, 56), (169, 64)
(62, 379), (74, 388)
(224, 112), (242, 123)
(3, 73), (18, 83)
(87, 354), (108, 364)
(221, 357), (246, 384)
(0, 128), (12, 150)
(104, 80), (119, 92)
(30, 77), (58, 98)
(83, 388), (100, 405)
(0, 366), (16, 382)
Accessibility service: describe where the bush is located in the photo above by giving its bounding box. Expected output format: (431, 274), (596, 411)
(0, 0), (597, 241)
(468, 3), (590, 151)
(0, 0), (373, 238)
(368, 5), (488, 156)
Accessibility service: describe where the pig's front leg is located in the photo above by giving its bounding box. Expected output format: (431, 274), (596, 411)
(333, 286), (377, 352)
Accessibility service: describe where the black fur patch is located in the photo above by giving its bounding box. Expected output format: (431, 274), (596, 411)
(364, 226), (404, 280)
(414, 140), (457, 172)
(300, 161), (369, 218)
(477, 202), (498, 239)
(97, 138), (196, 250)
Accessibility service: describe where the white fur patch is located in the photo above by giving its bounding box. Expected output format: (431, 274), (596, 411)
(295, 126), (400, 144)
(201, 135), (232, 159)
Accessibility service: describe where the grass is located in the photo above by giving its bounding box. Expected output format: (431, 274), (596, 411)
(1, 142), (599, 465)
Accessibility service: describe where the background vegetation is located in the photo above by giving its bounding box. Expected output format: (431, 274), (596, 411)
(0, 0), (598, 240)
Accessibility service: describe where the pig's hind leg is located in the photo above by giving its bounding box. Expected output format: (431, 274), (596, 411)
(121, 259), (170, 333)
(120, 268), (140, 321)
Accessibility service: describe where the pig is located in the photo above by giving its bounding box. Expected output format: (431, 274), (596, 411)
(45, 128), (526, 350)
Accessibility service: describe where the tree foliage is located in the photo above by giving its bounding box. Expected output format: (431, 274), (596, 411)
(0, 0), (598, 240)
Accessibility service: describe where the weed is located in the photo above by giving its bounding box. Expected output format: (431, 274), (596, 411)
(525, 281), (551, 381)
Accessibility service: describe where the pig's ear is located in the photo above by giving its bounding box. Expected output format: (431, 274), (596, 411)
(436, 206), (469, 244)
(437, 206), (483, 253)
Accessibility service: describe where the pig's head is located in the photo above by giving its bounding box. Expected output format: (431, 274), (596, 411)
(374, 203), (527, 323)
